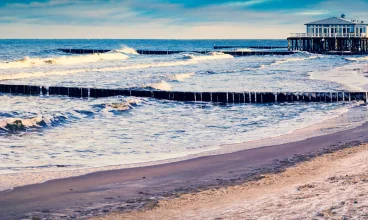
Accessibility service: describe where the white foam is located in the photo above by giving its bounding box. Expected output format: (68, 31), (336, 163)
(169, 72), (195, 81)
(182, 52), (234, 61)
(0, 116), (53, 131)
(147, 81), (172, 91)
(272, 56), (318, 65)
(311, 63), (368, 91)
(104, 98), (143, 112)
(235, 48), (252, 52)
(346, 56), (368, 61)
(0, 59), (201, 81)
(114, 45), (139, 55)
(0, 53), (129, 69)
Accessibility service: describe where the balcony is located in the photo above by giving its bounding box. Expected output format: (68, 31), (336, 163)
(289, 33), (367, 38)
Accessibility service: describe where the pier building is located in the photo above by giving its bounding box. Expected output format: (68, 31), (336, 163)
(288, 14), (368, 52)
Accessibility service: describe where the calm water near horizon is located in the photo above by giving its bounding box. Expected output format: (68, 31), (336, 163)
(1, 39), (368, 191)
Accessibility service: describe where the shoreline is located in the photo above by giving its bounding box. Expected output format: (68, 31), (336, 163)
(109, 143), (368, 220)
(0, 102), (364, 193)
(2, 118), (368, 219)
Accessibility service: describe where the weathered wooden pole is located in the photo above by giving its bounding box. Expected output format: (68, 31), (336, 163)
(335, 38), (338, 50)
(295, 39), (298, 50)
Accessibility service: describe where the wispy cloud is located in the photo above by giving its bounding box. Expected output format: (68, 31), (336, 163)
(226, 0), (274, 7)
(8, 0), (74, 8)
(295, 10), (330, 16)
(0, 0), (367, 38)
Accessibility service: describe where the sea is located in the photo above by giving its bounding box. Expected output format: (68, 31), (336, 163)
(1, 39), (368, 191)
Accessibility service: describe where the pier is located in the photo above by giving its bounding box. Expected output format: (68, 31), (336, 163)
(288, 35), (368, 53)
(288, 15), (368, 53)
(0, 84), (366, 104)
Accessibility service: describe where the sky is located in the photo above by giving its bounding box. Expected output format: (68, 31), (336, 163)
(0, 0), (368, 39)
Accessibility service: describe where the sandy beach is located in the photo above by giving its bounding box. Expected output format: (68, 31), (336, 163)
(1, 120), (368, 219)
(102, 143), (368, 220)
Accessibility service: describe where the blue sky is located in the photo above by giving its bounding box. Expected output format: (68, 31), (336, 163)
(1, 0), (367, 39)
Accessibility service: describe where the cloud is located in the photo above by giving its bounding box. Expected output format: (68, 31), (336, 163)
(225, 0), (274, 7)
(0, 22), (301, 39)
(8, 0), (74, 8)
(0, 0), (367, 38)
(295, 10), (330, 16)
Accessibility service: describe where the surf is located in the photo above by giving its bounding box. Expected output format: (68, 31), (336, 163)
(113, 45), (139, 55)
(0, 115), (67, 134)
(0, 53), (129, 69)
(181, 52), (234, 61)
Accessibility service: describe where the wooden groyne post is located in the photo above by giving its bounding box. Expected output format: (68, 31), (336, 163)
(58, 49), (295, 56)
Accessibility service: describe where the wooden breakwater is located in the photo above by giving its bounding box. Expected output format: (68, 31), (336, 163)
(214, 46), (288, 49)
(135, 50), (294, 56)
(57, 48), (368, 56)
(58, 48), (294, 56)
(58, 49), (112, 54)
(0, 84), (367, 103)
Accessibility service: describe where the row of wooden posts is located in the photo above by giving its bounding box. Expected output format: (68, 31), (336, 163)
(58, 48), (294, 56)
(213, 45), (288, 49)
(0, 84), (367, 103)
(135, 50), (294, 56)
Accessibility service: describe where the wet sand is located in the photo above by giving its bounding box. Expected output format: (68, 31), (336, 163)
(1, 122), (368, 219)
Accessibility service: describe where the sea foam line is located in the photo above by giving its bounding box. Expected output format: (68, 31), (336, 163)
(0, 53), (130, 70)
(0, 52), (232, 80)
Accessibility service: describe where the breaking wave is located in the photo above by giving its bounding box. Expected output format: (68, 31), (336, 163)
(182, 52), (234, 61)
(345, 56), (368, 61)
(0, 53), (129, 69)
(272, 56), (318, 65)
(169, 72), (194, 82)
(145, 81), (172, 91)
(106, 99), (141, 110)
(0, 115), (67, 133)
(113, 46), (139, 55)
(235, 48), (252, 52)
(0, 60), (200, 81)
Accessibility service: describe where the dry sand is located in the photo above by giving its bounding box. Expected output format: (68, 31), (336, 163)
(95, 144), (368, 220)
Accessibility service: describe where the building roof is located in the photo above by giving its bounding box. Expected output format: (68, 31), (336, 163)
(305, 17), (367, 25)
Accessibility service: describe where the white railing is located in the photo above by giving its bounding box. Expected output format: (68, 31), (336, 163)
(289, 33), (367, 38)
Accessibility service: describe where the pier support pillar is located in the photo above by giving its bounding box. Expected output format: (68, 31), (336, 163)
(295, 40), (298, 51)
(335, 39), (338, 50)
